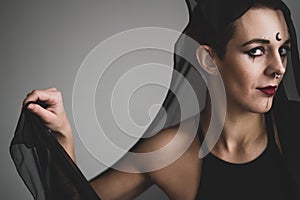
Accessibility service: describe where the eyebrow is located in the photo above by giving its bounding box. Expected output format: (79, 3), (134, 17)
(283, 39), (291, 45)
(241, 38), (291, 47)
(241, 38), (270, 47)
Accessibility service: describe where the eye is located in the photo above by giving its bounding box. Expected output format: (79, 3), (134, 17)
(245, 47), (264, 57)
(279, 46), (290, 57)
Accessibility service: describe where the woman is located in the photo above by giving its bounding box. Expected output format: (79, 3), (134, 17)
(22, 0), (300, 199)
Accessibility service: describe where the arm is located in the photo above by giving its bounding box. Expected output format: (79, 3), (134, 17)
(90, 120), (202, 200)
(23, 88), (154, 199)
(89, 168), (152, 200)
(23, 88), (201, 199)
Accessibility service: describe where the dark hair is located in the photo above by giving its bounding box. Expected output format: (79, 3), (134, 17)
(209, 22), (236, 59)
(187, 1), (282, 59)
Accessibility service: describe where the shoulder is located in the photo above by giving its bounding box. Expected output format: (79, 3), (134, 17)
(133, 116), (200, 155)
(132, 116), (203, 199)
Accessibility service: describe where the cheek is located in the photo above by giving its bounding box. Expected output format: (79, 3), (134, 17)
(218, 58), (261, 95)
(219, 59), (252, 85)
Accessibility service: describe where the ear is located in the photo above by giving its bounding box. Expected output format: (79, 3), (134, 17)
(196, 45), (218, 76)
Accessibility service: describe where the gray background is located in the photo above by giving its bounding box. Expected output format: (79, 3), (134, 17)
(1, 0), (299, 199)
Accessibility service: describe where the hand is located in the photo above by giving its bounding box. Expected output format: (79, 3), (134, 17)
(23, 88), (75, 162)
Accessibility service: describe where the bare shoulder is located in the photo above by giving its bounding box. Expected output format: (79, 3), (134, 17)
(90, 117), (203, 200)
(133, 116), (200, 152)
(132, 116), (203, 199)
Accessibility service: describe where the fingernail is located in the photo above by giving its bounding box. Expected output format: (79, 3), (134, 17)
(27, 104), (34, 109)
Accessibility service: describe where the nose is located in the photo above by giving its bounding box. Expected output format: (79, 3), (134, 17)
(265, 51), (286, 79)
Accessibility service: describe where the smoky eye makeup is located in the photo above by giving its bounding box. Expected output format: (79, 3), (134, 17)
(243, 47), (266, 62)
(241, 39), (269, 58)
(244, 47), (265, 57)
(279, 39), (291, 56)
(279, 45), (290, 57)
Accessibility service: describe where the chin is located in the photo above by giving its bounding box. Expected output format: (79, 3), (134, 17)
(250, 99), (274, 114)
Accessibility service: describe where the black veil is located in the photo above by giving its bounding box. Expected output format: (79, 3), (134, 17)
(10, 0), (300, 199)
(147, 0), (300, 195)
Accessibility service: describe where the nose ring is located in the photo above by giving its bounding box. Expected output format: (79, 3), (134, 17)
(275, 72), (281, 79)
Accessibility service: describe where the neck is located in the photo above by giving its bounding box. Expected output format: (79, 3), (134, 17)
(200, 94), (266, 152)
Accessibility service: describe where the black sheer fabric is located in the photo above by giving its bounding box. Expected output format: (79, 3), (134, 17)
(10, 104), (101, 200)
(9, 0), (300, 199)
(152, 0), (300, 196)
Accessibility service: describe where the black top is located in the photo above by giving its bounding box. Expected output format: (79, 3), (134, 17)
(196, 112), (297, 200)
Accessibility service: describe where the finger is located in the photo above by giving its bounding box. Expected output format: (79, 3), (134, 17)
(24, 88), (58, 103)
(23, 90), (58, 107)
(27, 103), (55, 124)
(24, 89), (44, 106)
(27, 87), (58, 97)
(45, 87), (58, 92)
(24, 90), (38, 106)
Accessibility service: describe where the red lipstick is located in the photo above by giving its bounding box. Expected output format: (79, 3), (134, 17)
(257, 86), (277, 96)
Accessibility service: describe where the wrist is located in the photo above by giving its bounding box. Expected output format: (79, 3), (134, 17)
(55, 124), (76, 162)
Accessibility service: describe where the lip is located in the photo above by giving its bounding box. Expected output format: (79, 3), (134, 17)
(257, 85), (277, 96)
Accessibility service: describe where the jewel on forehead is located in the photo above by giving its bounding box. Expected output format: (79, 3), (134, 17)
(276, 32), (282, 41)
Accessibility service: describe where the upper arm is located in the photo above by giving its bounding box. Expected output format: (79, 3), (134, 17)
(146, 122), (203, 200)
(89, 117), (202, 200)
(90, 167), (152, 200)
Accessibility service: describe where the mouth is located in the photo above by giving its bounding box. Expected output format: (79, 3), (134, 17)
(257, 86), (277, 96)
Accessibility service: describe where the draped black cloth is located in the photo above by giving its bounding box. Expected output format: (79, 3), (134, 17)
(10, 104), (101, 200)
(172, 0), (300, 195)
(10, 0), (300, 199)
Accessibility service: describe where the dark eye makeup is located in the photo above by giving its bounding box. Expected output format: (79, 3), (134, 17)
(244, 45), (291, 59)
(279, 45), (290, 57)
(245, 47), (265, 58)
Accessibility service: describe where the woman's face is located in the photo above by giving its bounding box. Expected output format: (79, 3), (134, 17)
(214, 5), (290, 114)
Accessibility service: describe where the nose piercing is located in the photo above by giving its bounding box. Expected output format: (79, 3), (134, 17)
(275, 72), (281, 79)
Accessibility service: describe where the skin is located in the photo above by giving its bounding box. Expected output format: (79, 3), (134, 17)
(198, 5), (289, 163)
(23, 5), (290, 200)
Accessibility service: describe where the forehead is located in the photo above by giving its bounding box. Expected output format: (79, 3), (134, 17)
(234, 6), (289, 41)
